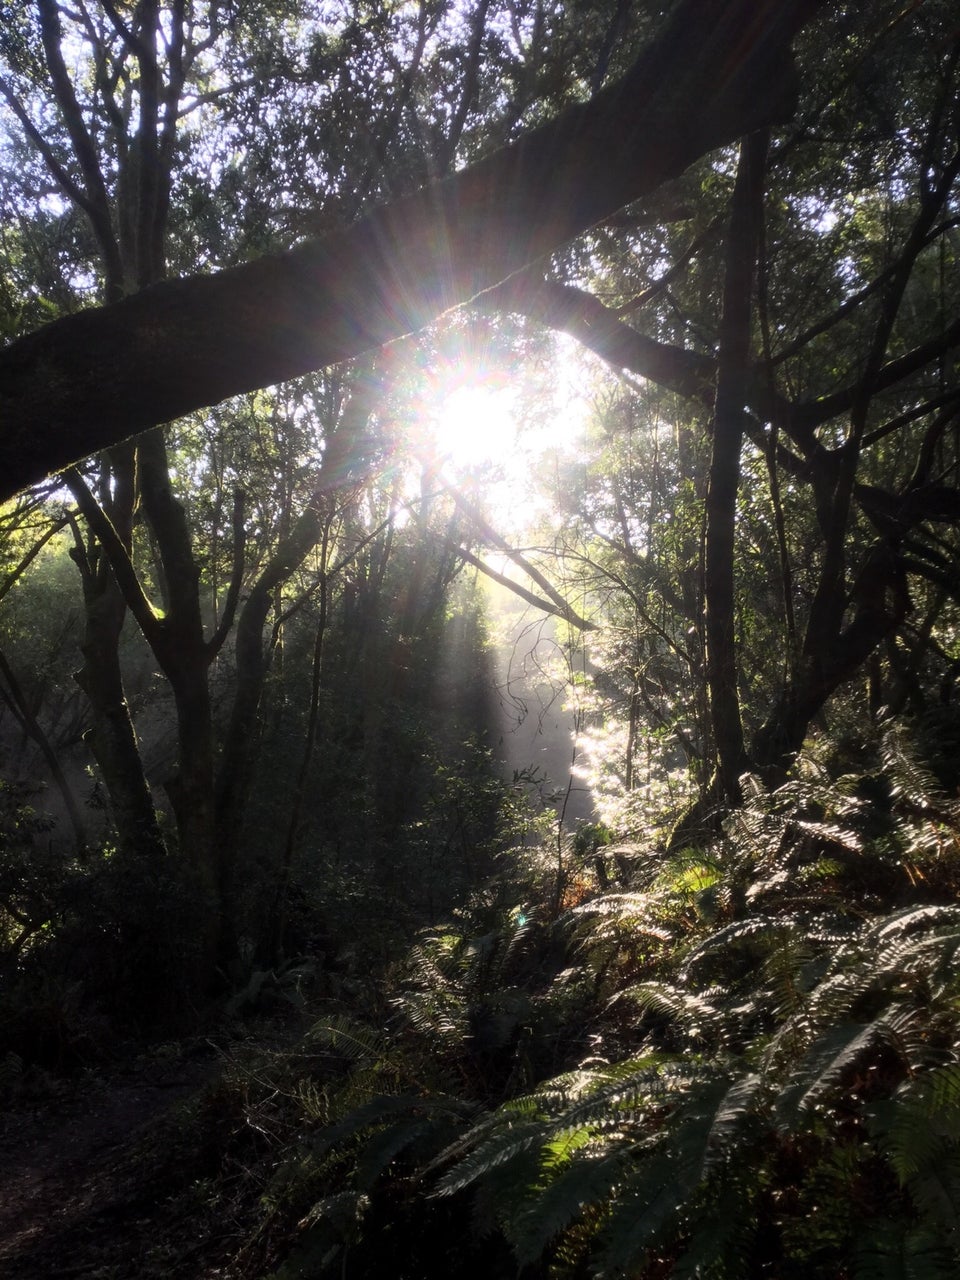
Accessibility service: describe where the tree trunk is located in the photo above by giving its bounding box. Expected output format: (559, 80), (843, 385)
(66, 454), (167, 863)
(751, 542), (912, 773)
(73, 574), (166, 862)
(703, 131), (766, 804)
(136, 429), (216, 876)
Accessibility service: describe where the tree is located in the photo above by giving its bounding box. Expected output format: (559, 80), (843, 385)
(509, 0), (960, 835)
(7, 0), (958, 1003)
(0, 0), (822, 499)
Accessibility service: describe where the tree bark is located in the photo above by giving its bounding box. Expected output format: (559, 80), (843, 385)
(66, 455), (168, 864)
(0, 0), (824, 500)
(750, 542), (912, 773)
(703, 131), (766, 804)
(135, 429), (216, 882)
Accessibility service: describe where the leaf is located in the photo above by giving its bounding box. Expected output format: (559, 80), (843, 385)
(875, 907), (960, 940)
(854, 1222), (959, 1280)
(305, 1015), (384, 1061)
(775, 1020), (881, 1125)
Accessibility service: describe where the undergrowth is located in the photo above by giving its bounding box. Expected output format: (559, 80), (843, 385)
(130, 723), (960, 1279)
(28, 727), (957, 1274)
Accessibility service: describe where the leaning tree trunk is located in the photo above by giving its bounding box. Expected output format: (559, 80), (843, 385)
(0, 0), (825, 497)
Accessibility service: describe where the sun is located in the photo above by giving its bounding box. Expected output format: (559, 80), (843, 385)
(418, 348), (590, 536)
(431, 383), (518, 471)
(426, 380), (539, 536)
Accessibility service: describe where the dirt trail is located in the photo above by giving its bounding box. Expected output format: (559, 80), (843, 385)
(0, 1058), (220, 1279)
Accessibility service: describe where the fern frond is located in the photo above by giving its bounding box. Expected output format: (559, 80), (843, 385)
(574, 891), (675, 941)
(789, 817), (865, 853)
(877, 1064), (960, 1185)
(404, 938), (457, 993)
(432, 1056), (706, 1205)
(670, 1176), (759, 1280)
(854, 1222), (959, 1280)
(305, 1015), (385, 1062)
(504, 1137), (632, 1266)
(681, 915), (793, 972)
(482, 912), (531, 988)
(873, 906), (960, 941)
(303, 1092), (450, 1166)
(597, 1076), (736, 1273)
(434, 1118), (547, 1197)
(883, 726), (960, 829)
(918, 1063), (960, 1116)
(297, 1188), (370, 1232)
(611, 981), (723, 1042)
(355, 1117), (434, 1189)
(552, 1059), (705, 1139)
(905, 1152), (960, 1240)
(702, 1072), (766, 1170)
(774, 1019), (883, 1125)
(395, 986), (469, 1044)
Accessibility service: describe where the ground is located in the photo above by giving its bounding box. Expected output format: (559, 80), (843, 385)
(0, 1039), (269, 1279)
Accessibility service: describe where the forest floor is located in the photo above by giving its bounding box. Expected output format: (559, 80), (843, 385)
(0, 1024), (293, 1280)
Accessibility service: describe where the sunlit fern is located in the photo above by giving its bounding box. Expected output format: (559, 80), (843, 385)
(260, 731), (960, 1277)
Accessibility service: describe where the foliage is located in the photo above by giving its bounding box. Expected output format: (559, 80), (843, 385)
(2, 1), (960, 1276)
(205, 726), (960, 1279)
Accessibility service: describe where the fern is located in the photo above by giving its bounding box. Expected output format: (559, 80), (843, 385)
(252, 727), (960, 1279)
(869, 1062), (960, 1253)
(682, 914), (798, 969)
(669, 1183), (758, 1280)
(305, 1014), (386, 1062)
(906, 1154), (960, 1241)
(504, 1139), (630, 1267)
(597, 1076), (739, 1274)
(874, 905), (960, 940)
(610, 980), (724, 1038)
(854, 1222), (959, 1280)
(356, 1116), (442, 1191)
(702, 1072), (766, 1167)
(883, 727), (960, 826)
(434, 1118), (549, 1197)
(774, 1018), (888, 1125)
(297, 1188), (370, 1232)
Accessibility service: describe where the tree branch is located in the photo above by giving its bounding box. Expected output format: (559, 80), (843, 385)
(61, 466), (163, 643)
(0, 0), (822, 500)
(455, 544), (596, 631)
(37, 0), (123, 294)
(206, 486), (246, 659)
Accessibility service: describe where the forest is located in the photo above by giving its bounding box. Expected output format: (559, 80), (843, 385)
(1, 0), (960, 1274)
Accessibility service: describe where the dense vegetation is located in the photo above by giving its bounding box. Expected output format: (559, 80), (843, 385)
(1, 0), (960, 1274)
